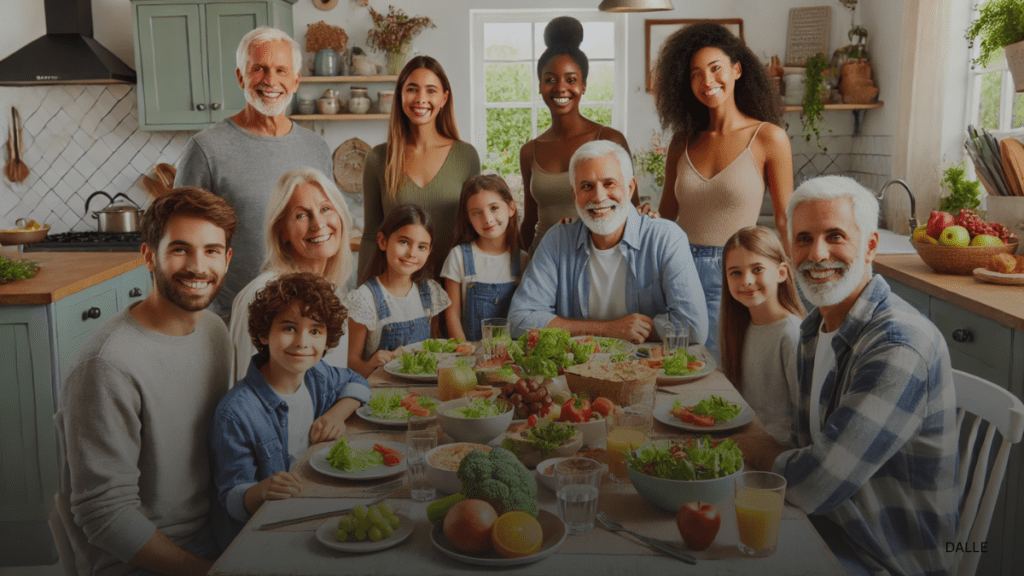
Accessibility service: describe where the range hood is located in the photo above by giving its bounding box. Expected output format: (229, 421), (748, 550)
(0, 0), (136, 85)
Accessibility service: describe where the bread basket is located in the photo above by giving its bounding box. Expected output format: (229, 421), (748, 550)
(564, 360), (658, 407)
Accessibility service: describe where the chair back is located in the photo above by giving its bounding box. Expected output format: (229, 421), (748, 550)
(48, 494), (78, 576)
(953, 369), (1024, 576)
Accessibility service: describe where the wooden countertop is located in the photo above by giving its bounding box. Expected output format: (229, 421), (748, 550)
(0, 251), (146, 305)
(874, 254), (1024, 331)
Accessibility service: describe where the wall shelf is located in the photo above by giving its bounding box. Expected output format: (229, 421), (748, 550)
(290, 114), (390, 121)
(783, 102), (883, 136)
(301, 75), (398, 83)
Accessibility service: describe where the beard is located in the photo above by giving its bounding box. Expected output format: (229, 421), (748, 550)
(576, 199), (629, 236)
(152, 262), (224, 313)
(244, 82), (292, 117)
(795, 255), (866, 308)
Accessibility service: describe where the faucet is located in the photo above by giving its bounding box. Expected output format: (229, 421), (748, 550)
(877, 178), (918, 232)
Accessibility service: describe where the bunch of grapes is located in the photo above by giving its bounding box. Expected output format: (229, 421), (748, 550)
(336, 502), (399, 542)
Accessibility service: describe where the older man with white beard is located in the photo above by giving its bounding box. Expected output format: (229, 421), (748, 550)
(731, 176), (958, 576)
(508, 140), (707, 344)
(175, 26), (332, 318)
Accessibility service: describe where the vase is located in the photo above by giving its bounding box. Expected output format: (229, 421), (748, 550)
(1005, 40), (1024, 93)
(839, 59), (879, 104)
(385, 46), (409, 76)
(348, 87), (371, 114)
(313, 48), (339, 77)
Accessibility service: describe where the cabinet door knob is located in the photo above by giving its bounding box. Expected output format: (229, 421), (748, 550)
(129, 287), (142, 298)
(196, 103), (206, 111)
(951, 329), (973, 343)
(83, 307), (102, 321)
(211, 103), (221, 110)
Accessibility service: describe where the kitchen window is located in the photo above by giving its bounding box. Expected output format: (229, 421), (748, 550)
(470, 10), (626, 182)
(965, 0), (1023, 133)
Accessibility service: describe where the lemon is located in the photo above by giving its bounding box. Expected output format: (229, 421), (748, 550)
(911, 225), (929, 243)
(491, 511), (543, 558)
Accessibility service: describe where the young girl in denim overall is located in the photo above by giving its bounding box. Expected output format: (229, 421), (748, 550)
(345, 204), (451, 377)
(442, 174), (528, 341)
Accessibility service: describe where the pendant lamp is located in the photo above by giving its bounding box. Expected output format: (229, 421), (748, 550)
(598, 0), (674, 11)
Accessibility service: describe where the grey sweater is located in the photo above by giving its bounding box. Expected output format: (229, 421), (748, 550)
(55, 306), (231, 576)
(740, 315), (801, 444)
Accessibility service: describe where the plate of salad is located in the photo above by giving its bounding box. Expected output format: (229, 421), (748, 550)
(654, 394), (753, 432)
(310, 439), (408, 480)
(570, 335), (634, 357)
(508, 328), (592, 378)
(357, 390), (441, 426)
(636, 347), (716, 384)
(405, 338), (477, 356)
(383, 351), (441, 381)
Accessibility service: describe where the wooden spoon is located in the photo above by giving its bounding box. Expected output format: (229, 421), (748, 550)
(4, 121), (15, 182)
(9, 108), (28, 182)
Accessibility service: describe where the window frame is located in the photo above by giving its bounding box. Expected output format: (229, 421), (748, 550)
(963, 3), (1023, 134)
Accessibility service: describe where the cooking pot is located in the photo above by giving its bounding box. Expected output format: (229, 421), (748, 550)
(84, 191), (143, 233)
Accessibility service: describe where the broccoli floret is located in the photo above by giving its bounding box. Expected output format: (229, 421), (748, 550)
(425, 447), (538, 523)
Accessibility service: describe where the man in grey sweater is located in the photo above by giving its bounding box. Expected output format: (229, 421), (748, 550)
(174, 26), (332, 317)
(54, 188), (237, 576)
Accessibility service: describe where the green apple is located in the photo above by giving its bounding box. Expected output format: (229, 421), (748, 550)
(969, 234), (1004, 247)
(939, 225), (971, 247)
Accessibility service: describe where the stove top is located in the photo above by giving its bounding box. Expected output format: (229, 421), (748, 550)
(24, 231), (144, 252)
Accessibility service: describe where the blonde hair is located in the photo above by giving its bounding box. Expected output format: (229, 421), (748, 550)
(719, 226), (805, 392)
(262, 167), (353, 288)
(384, 56), (461, 199)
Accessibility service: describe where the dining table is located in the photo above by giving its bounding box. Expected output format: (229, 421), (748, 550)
(209, 347), (843, 576)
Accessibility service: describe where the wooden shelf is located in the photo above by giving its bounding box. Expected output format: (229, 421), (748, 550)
(783, 102), (883, 112)
(300, 75), (398, 83)
(290, 114), (390, 121)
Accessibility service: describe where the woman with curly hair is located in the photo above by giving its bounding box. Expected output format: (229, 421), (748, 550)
(654, 21), (793, 361)
(519, 16), (634, 254)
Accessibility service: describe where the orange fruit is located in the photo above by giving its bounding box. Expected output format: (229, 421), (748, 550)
(491, 511), (543, 558)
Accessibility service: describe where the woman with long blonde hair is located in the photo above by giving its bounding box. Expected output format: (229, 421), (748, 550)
(358, 55), (480, 280)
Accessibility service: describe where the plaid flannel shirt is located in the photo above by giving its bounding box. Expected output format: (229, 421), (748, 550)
(774, 275), (958, 576)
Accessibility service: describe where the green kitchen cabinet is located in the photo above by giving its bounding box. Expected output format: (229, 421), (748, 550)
(132, 0), (295, 131)
(0, 266), (151, 567)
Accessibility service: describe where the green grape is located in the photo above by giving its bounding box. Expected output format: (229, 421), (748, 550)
(335, 530), (348, 542)
(357, 517), (372, 531)
(367, 508), (387, 530)
(376, 502), (394, 517)
(368, 527), (383, 542)
(380, 523), (394, 538)
(352, 505), (368, 520)
(388, 514), (400, 529)
(337, 515), (354, 532)
(354, 528), (367, 541)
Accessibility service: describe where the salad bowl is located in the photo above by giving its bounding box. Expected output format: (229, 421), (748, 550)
(502, 421), (582, 468)
(435, 397), (514, 445)
(626, 438), (743, 512)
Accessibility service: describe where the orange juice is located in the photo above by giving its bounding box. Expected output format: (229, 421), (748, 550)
(606, 428), (647, 478)
(735, 488), (784, 552)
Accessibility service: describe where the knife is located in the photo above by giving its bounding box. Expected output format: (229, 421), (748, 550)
(257, 492), (389, 530)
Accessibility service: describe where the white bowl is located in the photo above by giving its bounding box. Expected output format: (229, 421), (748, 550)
(424, 442), (492, 494)
(502, 425), (582, 469)
(435, 397), (514, 445)
(534, 457), (566, 492)
(570, 418), (607, 448)
(626, 440), (743, 512)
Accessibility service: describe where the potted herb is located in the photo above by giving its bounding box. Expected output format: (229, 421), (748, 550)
(366, 5), (436, 75)
(965, 0), (1024, 91)
(801, 53), (829, 153)
(938, 161), (983, 213)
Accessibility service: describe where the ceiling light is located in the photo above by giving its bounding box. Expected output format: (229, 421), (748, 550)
(598, 0), (674, 12)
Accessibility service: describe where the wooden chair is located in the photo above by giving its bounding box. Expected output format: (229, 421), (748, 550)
(953, 369), (1024, 576)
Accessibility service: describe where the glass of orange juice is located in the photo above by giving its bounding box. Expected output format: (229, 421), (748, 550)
(605, 413), (648, 483)
(734, 471), (786, 556)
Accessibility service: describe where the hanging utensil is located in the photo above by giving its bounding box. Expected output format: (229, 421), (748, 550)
(4, 120), (16, 182)
(9, 107), (28, 182)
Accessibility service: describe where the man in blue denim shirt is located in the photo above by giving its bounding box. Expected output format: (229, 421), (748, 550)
(732, 176), (957, 576)
(508, 140), (707, 344)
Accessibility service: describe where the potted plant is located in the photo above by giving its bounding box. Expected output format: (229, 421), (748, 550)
(366, 5), (436, 75)
(965, 0), (1024, 91)
(801, 53), (829, 153)
(938, 161), (983, 213)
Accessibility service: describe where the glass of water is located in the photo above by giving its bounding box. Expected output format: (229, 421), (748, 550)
(554, 457), (602, 534)
(663, 323), (690, 356)
(481, 318), (509, 362)
(406, 416), (438, 501)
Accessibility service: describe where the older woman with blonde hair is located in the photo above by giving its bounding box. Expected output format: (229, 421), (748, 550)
(229, 166), (354, 381)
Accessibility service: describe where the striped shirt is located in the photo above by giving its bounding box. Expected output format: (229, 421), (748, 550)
(774, 275), (958, 576)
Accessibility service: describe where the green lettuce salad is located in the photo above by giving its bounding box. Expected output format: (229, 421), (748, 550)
(502, 420), (579, 456)
(326, 438), (384, 472)
(447, 398), (505, 418)
(366, 390), (439, 420)
(626, 436), (742, 481)
(509, 328), (589, 378)
(662, 349), (703, 376)
(679, 395), (742, 422)
(398, 351), (439, 374)
(421, 338), (463, 353)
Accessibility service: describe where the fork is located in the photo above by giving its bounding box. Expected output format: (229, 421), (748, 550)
(596, 512), (697, 564)
(257, 481), (401, 530)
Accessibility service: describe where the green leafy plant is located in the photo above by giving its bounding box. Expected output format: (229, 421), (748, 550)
(633, 131), (668, 190)
(0, 255), (39, 284)
(938, 161), (983, 212)
(801, 53), (830, 153)
(966, 0), (1024, 68)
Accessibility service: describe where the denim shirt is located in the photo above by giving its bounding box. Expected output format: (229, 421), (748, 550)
(209, 356), (371, 548)
(775, 275), (958, 576)
(507, 206), (708, 343)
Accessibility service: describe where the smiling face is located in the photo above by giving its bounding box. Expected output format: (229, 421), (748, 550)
(572, 153), (635, 237)
(401, 67), (449, 127)
(725, 246), (788, 314)
(689, 46), (741, 109)
(540, 54), (586, 116)
(791, 197), (878, 309)
(147, 214), (231, 313)
(237, 39), (299, 118)
(277, 181), (342, 272)
(467, 189), (515, 244)
(259, 300), (327, 378)
(377, 223), (433, 279)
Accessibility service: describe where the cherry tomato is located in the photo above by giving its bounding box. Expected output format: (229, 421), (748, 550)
(527, 414), (539, 428)
(591, 397), (615, 418)
(561, 395), (592, 423)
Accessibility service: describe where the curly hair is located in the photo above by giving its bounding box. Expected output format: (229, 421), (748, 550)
(141, 187), (237, 249)
(248, 272), (347, 361)
(537, 16), (589, 81)
(654, 22), (782, 138)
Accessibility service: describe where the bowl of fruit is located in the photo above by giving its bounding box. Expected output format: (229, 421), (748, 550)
(912, 209), (1019, 275)
(0, 220), (49, 246)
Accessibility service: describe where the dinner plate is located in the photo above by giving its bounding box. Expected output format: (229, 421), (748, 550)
(383, 356), (439, 382)
(640, 348), (717, 385)
(430, 509), (567, 566)
(571, 336), (634, 356)
(973, 267), (1024, 285)
(315, 513), (414, 553)
(654, 395), (754, 432)
(405, 339), (478, 356)
(355, 405), (436, 427)
(308, 440), (408, 480)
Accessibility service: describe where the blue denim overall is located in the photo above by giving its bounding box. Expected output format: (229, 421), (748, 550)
(459, 243), (520, 341)
(367, 277), (433, 351)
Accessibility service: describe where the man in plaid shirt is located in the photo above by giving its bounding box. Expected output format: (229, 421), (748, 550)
(733, 176), (957, 576)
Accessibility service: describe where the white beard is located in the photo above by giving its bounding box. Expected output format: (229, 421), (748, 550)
(576, 199), (629, 236)
(244, 83), (292, 117)
(795, 255), (866, 308)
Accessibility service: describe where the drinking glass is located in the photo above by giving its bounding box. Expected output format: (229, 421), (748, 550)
(734, 471), (787, 556)
(405, 416), (438, 501)
(481, 318), (509, 362)
(663, 323), (690, 356)
(605, 413), (649, 483)
(554, 457), (603, 534)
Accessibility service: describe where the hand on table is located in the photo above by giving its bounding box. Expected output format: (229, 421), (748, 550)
(368, 349), (396, 370)
(246, 471), (302, 513)
(605, 313), (654, 344)
(309, 413), (347, 443)
(730, 431), (789, 472)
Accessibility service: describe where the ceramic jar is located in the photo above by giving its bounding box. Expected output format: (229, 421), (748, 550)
(313, 48), (339, 77)
(351, 53), (376, 76)
(317, 89), (340, 114)
(783, 74), (805, 106)
(377, 90), (395, 114)
(296, 99), (317, 115)
(348, 87), (371, 114)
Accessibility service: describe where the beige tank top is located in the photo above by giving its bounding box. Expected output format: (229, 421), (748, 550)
(673, 123), (767, 246)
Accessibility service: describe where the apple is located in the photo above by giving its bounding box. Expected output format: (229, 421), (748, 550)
(970, 234), (1004, 247)
(676, 501), (721, 551)
(939, 225), (970, 247)
(926, 211), (956, 238)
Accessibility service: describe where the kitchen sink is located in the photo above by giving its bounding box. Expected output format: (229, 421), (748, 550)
(876, 228), (915, 254)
